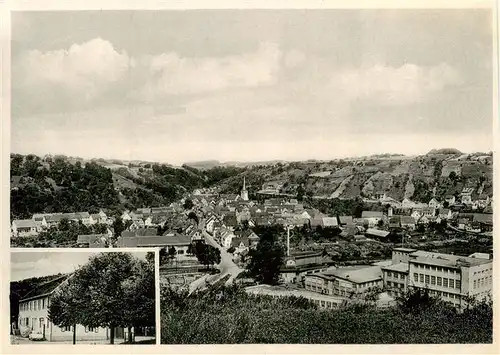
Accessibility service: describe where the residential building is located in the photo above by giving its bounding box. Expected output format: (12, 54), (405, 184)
(17, 275), (111, 342)
(428, 198), (441, 209)
(12, 219), (40, 237)
(361, 211), (384, 227)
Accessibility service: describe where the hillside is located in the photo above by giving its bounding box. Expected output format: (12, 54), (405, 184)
(10, 150), (493, 218)
(211, 152), (493, 204)
(9, 154), (243, 218)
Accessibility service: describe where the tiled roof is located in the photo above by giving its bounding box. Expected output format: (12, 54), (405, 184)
(20, 274), (70, 302)
(13, 219), (37, 228)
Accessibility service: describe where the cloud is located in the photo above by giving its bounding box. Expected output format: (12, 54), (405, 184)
(135, 42), (282, 100)
(335, 63), (462, 105)
(16, 38), (130, 101)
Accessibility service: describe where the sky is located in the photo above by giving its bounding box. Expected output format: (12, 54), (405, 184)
(10, 9), (494, 164)
(10, 251), (148, 281)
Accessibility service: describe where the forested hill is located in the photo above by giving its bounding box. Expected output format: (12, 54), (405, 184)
(10, 151), (493, 219)
(10, 154), (244, 219)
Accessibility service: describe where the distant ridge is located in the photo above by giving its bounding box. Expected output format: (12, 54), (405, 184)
(427, 148), (463, 155)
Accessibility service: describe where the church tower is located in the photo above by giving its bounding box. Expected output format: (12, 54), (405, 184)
(241, 177), (249, 201)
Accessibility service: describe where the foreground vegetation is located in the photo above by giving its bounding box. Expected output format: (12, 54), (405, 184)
(161, 285), (492, 344)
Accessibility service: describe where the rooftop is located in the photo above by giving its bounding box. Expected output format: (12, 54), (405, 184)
(20, 274), (70, 302)
(381, 262), (409, 273)
(324, 265), (383, 284)
(245, 284), (347, 303)
(409, 250), (492, 268)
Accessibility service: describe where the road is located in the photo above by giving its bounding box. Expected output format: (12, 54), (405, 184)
(189, 218), (243, 293)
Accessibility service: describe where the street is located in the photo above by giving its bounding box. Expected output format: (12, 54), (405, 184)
(189, 218), (243, 293)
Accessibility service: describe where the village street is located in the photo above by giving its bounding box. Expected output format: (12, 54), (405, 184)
(189, 219), (243, 293)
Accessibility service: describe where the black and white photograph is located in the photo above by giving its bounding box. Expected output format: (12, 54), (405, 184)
(5, 2), (496, 350)
(10, 251), (156, 345)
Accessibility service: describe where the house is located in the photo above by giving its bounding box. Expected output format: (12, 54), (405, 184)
(322, 217), (339, 228)
(428, 198), (441, 209)
(411, 207), (435, 220)
(365, 228), (390, 239)
(438, 208), (452, 220)
(76, 234), (109, 248)
(361, 211), (384, 227)
(458, 218), (470, 230)
(400, 216), (416, 230)
(17, 275), (113, 342)
(121, 211), (132, 221)
(205, 215), (219, 234)
(219, 228), (236, 249)
(230, 237), (250, 255)
(234, 229), (260, 248)
(12, 219), (40, 237)
(472, 214), (493, 232)
(461, 188), (474, 205)
(284, 251), (324, 268)
(445, 195), (456, 205)
(338, 216), (353, 226)
(401, 198), (416, 209)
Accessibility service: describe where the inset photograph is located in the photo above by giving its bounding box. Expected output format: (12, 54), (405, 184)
(10, 251), (156, 345)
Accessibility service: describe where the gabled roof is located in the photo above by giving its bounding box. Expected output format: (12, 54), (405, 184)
(121, 228), (158, 238)
(362, 211), (384, 218)
(77, 234), (107, 244)
(338, 216), (353, 224)
(20, 274), (70, 302)
(365, 228), (390, 237)
(322, 217), (338, 227)
(13, 219), (37, 228)
(231, 236), (250, 248)
(235, 229), (259, 240)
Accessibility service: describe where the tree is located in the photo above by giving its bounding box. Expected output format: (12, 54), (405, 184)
(188, 211), (199, 225)
(183, 199), (194, 210)
(48, 253), (155, 344)
(193, 242), (221, 269)
(112, 217), (125, 238)
(247, 227), (285, 285)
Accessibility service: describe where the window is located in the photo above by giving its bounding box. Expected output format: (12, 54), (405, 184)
(443, 278), (448, 287)
(387, 272), (392, 278)
(474, 280), (477, 289)
(431, 276), (436, 285)
(449, 279), (454, 288)
(437, 267), (442, 273)
(425, 265), (430, 270)
(39, 318), (44, 329)
(419, 274), (424, 282)
(394, 273), (399, 279)
(431, 266), (436, 271)
(62, 326), (71, 332)
(455, 280), (461, 289)
(42, 298), (45, 309)
(178, 250), (184, 255)
(414, 273), (418, 282)
(437, 277), (442, 286)
(85, 326), (95, 333)
(425, 275), (430, 284)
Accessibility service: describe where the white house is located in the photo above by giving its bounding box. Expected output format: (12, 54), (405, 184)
(428, 198), (441, 209)
(17, 275), (115, 342)
(12, 219), (40, 237)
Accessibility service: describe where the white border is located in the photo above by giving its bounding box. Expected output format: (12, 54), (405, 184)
(1, 1), (498, 354)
